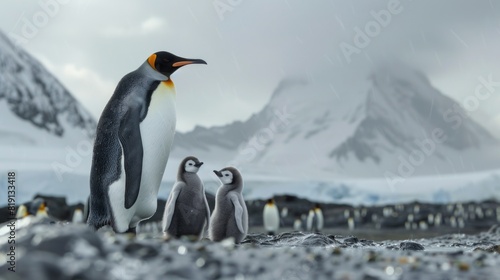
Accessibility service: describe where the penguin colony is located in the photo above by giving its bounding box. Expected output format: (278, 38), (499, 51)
(15, 198), (49, 218)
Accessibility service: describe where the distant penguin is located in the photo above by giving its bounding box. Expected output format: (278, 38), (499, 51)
(88, 51), (206, 233)
(306, 204), (324, 232)
(300, 214), (308, 231)
(15, 205), (28, 219)
(306, 209), (316, 231)
(347, 217), (355, 230)
(293, 215), (302, 231)
(209, 167), (248, 243)
(30, 198), (48, 217)
(72, 209), (84, 223)
(263, 198), (280, 235)
(162, 156), (210, 240)
(281, 207), (288, 218)
(315, 204), (324, 231)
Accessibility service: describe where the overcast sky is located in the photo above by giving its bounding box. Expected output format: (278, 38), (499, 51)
(1, 0), (500, 134)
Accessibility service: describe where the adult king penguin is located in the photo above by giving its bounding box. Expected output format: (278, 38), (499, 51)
(306, 204), (324, 232)
(263, 198), (280, 235)
(162, 156), (210, 240)
(88, 51), (206, 233)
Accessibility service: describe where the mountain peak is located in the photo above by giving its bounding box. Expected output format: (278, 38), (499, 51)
(0, 30), (96, 146)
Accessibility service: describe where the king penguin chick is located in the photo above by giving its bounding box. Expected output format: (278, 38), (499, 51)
(209, 167), (248, 243)
(263, 198), (280, 235)
(162, 156), (210, 240)
(88, 52), (206, 233)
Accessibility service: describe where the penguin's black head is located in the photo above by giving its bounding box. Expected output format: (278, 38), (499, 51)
(213, 167), (242, 186)
(180, 156), (203, 174)
(147, 51), (206, 78)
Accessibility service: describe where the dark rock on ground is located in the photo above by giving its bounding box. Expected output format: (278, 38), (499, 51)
(400, 241), (425, 251)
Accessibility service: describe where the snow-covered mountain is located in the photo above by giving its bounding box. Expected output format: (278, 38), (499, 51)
(0, 31), (95, 147)
(172, 64), (500, 179)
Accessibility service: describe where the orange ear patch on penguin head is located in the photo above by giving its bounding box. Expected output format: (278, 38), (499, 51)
(147, 53), (157, 70)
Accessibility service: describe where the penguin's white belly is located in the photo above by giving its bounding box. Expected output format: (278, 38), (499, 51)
(316, 211), (324, 230)
(109, 82), (176, 232)
(263, 205), (280, 231)
(135, 88), (176, 220)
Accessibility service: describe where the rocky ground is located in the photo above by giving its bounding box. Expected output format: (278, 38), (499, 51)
(0, 218), (499, 280)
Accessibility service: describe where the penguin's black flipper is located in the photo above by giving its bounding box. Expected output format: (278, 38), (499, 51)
(118, 108), (144, 209)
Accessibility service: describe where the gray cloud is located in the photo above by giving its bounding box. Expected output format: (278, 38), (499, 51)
(1, 0), (499, 133)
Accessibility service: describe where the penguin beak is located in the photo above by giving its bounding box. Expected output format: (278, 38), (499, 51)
(194, 162), (204, 167)
(172, 58), (207, 68)
(213, 170), (223, 177)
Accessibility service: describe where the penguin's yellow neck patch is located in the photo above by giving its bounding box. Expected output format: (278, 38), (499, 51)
(162, 79), (174, 90)
(148, 54), (157, 70)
